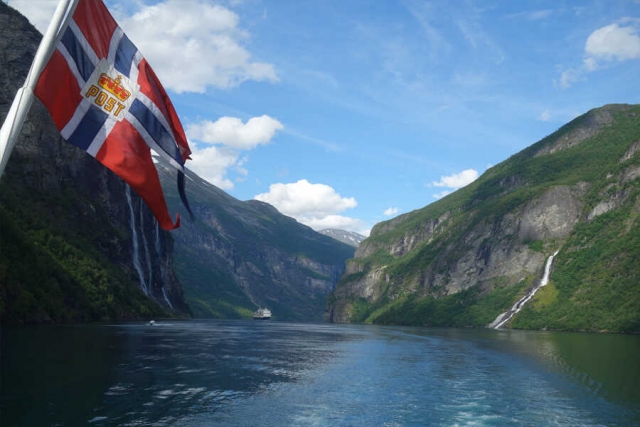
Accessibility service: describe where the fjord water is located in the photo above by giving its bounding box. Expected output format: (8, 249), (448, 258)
(1, 321), (639, 426)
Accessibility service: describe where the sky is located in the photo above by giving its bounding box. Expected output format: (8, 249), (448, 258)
(7, 0), (640, 236)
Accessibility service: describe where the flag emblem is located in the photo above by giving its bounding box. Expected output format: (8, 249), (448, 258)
(83, 59), (137, 121)
(34, 0), (192, 230)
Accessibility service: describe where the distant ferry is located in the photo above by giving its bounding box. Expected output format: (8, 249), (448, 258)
(253, 308), (272, 320)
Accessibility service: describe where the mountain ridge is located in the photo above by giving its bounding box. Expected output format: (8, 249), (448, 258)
(0, 2), (188, 323)
(327, 103), (640, 333)
(156, 159), (355, 322)
(318, 229), (366, 247)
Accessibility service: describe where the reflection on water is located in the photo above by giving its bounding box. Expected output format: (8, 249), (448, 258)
(1, 321), (639, 426)
(545, 331), (640, 403)
(0, 325), (119, 426)
(410, 327), (640, 404)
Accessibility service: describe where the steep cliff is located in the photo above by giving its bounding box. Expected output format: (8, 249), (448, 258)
(327, 104), (640, 333)
(0, 2), (188, 323)
(156, 161), (355, 322)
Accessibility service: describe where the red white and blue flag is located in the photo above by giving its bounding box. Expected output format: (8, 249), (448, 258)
(34, 0), (192, 230)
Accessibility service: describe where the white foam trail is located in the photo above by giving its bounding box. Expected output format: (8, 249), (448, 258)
(492, 250), (559, 329)
(125, 186), (147, 295)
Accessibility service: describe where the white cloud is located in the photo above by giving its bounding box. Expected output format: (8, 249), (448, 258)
(557, 22), (640, 88)
(433, 190), (452, 199)
(384, 207), (399, 216)
(7, 0), (57, 33)
(584, 23), (640, 69)
(186, 145), (238, 190)
(255, 180), (356, 218)
(582, 57), (598, 72)
(555, 67), (582, 89)
(8, 0), (278, 93)
(432, 169), (479, 189)
(254, 180), (367, 233)
(187, 115), (283, 149)
(186, 115), (283, 189)
(118, 0), (278, 93)
(538, 109), (551, 122)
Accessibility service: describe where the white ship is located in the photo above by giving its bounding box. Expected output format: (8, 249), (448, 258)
(252, 308), (272, 320)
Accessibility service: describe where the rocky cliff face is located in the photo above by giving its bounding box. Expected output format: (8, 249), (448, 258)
(0, 3), (188, 323)
(327, 104), (640, 332)
(156, 161), (354, 322)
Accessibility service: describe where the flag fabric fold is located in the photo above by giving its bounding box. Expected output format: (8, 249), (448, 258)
(34, 0), (191, 230)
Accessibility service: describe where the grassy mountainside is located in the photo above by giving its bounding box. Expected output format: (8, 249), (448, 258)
(327, 104), (640, 333)
(0, 184), (167, 323)
(157, 163), (355, 322)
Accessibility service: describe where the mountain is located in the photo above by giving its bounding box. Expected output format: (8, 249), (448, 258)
(0, 2), (188, 324)
(319, 229), (366, 247)
(0, 2), (353, 325)
(327, 104), (640, 333)
(155, 160), (355, 322)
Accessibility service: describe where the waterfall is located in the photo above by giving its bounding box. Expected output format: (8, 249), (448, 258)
(125, 185), (148, 295)
(139, 198), (153, 296)
(154, 221), (174, 311)
(154, 221), (162, 263)
(154, 221), (164, 282)
(162, 287), (174, 310)
(490, 250), (559, 329)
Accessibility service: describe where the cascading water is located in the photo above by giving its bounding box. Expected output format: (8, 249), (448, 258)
(489, 250), (560, 329)
(162, 287), (174, 310)
(139, 198), (153, 297)
(154, 221), (164, 282)
(154, 221), (174, 311)
(126, 186), (148, 295)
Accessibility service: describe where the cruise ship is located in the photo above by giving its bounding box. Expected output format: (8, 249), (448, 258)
(252, 308), (272, 320)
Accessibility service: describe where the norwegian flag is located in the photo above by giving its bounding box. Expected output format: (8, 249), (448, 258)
(34, 0), (192, 230)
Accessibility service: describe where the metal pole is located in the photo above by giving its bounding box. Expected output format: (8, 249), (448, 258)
(0, 0), (79, 179)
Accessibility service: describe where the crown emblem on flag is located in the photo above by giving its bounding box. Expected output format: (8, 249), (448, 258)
(98, 73), (131, 101)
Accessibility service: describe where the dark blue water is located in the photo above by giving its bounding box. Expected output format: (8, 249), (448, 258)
(1, 320), (639, 426)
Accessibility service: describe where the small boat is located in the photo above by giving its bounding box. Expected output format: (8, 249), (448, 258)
(253, 308), (272, 320)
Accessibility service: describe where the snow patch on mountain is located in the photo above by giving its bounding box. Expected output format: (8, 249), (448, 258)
(319, 229), (366, 247)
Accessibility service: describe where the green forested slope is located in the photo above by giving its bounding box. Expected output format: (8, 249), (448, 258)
(328, 104), (640, 333)
(158, 164), (355, 322)
(0, 165), (166, 324)
(0, 2), (183, 324)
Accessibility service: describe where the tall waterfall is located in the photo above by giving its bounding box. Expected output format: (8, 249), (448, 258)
(154, 221), (164, 282)
(125, 185), (148, 295)
(139, 198), (153, 296)
(162, 287), (174, 310)
(125, 187), (176, 310)
(489, 250), (560, 329)
(154, 221), (174, 310)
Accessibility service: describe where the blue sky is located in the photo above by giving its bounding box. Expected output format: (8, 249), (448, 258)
(9, 0), (640, 235)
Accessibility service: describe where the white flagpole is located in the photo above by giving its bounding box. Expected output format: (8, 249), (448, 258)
(0, 0), (79, 179)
